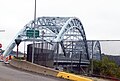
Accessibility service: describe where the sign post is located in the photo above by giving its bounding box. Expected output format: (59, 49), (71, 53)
(15, 39), (22, 58)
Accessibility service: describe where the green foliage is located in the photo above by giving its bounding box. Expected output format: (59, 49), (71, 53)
(93, 56), (120, 78)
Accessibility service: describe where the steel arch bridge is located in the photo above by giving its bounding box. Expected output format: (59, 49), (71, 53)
(3, 17), (101, 65)
(87, 41), (102, 60)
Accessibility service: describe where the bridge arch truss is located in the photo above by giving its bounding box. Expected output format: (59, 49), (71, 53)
(3, 17), (95, 64)
(87, 40), (102, 60)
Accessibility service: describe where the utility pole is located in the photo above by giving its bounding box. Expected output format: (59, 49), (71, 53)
(91, 40), (94, 74)
(32, 0), (36, 63)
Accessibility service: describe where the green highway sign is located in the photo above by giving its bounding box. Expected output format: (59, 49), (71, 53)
(26, 29), (39, 38)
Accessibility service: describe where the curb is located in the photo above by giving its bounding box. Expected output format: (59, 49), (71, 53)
(10, 59), (93, 81)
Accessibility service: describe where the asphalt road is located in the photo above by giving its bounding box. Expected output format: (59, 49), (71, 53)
(0, 62), (69, 81)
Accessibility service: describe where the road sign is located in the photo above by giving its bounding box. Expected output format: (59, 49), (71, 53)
(15, 39), (22, 46)
(0, 43), (2, 48)
(26, 29), (39, 38)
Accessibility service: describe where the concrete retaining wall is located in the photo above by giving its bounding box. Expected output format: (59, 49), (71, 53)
(10, 59), (58, 76)
(10, 59), (93, 81)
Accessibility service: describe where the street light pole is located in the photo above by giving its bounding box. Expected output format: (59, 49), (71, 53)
(32, 0), (36, 63)
(91, 40), (94, 74)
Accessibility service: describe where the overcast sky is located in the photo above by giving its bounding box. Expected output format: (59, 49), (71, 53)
(0, 0), (120, 55)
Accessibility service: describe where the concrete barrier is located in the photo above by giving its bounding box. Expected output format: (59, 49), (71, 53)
(10, 59), (59, 76)
(10, 59), (93, 81)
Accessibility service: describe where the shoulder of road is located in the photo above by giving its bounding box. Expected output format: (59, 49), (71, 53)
(9, 58), (111, 81)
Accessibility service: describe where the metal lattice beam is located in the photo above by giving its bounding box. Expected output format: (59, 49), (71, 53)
(3, 17), (89, 62)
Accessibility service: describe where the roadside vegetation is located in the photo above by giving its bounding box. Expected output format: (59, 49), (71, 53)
(93, 56), (120, 79)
